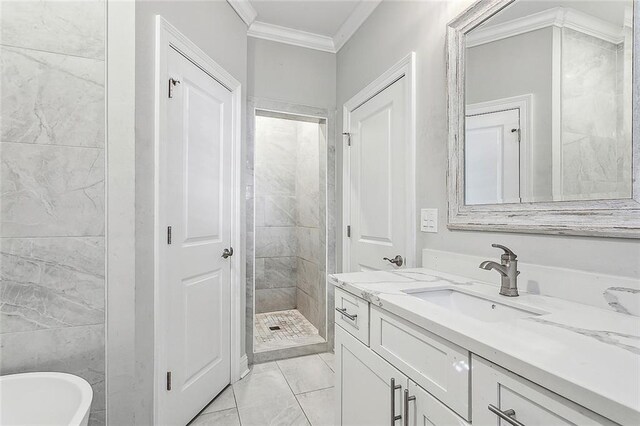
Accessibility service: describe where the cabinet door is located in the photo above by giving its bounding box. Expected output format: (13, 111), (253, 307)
(472, 355), (615, 426)
(370, 306), (470, 420)
(336, 325), (408, 426)
(406, 381), (470, 426)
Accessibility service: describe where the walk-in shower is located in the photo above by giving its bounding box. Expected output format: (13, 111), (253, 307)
(249, 106), (330, 358)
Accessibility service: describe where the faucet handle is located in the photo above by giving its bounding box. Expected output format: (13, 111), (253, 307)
(491, 244), (517, 260)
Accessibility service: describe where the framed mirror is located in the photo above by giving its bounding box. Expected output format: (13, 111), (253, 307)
(447, 0), (639, 237)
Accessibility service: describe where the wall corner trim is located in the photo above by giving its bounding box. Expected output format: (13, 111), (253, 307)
(227, 0), (257, 27)
(333, 0), (382, 52)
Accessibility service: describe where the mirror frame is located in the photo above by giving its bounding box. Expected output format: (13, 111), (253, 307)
(446, 0), (640, 238)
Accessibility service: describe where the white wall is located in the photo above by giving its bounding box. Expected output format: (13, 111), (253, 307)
(134, 2), (247, 423)
(336, 0), (640, 280)
(248, 37), (336, 108)
(106, 1), (136, 424)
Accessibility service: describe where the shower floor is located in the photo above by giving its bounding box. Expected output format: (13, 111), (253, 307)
(254, 309), (325, 352)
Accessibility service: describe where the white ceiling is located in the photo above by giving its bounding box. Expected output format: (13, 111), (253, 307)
(227, 0), (381, 53)
(251, 0), (361, 37)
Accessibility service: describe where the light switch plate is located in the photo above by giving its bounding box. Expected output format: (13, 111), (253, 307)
(420, 208), (438, 233)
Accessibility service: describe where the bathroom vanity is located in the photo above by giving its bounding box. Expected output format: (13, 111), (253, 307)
(331, 269), (640, 426)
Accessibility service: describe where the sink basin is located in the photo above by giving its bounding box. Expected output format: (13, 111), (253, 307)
(404, 288), (544, 322)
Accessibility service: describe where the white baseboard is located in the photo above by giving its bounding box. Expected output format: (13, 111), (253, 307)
(239, 355), (250, 380)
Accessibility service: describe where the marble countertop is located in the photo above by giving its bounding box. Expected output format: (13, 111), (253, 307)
(329, 268), (640, 425)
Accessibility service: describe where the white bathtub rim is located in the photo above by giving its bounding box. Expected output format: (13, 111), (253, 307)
(0, 372), (93, 426)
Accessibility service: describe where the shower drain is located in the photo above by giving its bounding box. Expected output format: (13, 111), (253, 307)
(268, 326), (281, 331)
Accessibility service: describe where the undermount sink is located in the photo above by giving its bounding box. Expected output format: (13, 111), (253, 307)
(404, 288), (544, 322)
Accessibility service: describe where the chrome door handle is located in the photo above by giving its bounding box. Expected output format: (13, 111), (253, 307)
(403, 389), (416, 426)
(488, 405), (525, 426)
(222, 247), (234, 259)
(335, 307), (357, 321)
(383, 255), (404, 267)
(390, 378), (402, 425)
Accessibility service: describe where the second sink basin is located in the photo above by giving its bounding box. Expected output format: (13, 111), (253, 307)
(404, 288), (545, 322)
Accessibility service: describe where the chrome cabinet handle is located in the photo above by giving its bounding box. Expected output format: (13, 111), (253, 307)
(403, 389), (416, 426)
(390, 378), (402, 425)
(488, 405), (525, 426)
(222, 247), (234, 259)
(383, 255), (404, 267)
(335, 307), (357, 321)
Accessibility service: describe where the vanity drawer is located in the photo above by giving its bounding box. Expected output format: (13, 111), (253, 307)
(472, 355), (616, 426)
(334, 287), (370, 345)
(370, 306), (471, 420)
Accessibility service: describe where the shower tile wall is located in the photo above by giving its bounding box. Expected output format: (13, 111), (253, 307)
(254, 117), (323, 335)
(295, 122), (321, 332)
(0, 1), (105, 424)
(560, 27), (633, 200)
(255, 117), (298, 313)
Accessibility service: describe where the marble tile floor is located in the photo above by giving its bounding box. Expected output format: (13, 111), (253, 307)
(255, 309), (325, 353)
(189, 353), (336, 426)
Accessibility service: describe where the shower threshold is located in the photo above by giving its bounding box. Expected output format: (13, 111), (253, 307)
(254, 309), (325, 353)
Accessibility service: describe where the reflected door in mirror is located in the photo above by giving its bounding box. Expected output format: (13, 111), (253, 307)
(465, 109), (521, 205)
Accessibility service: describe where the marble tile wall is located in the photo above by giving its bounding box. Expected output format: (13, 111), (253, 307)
(295, 122), (322, 334)
(618, 24), (633, 197)
(254, 116), (298, 313)
(0, 1), (106, 424)
(560, 28), (632, 201)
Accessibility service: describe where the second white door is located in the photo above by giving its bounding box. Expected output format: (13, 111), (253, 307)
(345, 76), (409, 272)
(162, 46), (233, 425)
(465, 109), (521, 205)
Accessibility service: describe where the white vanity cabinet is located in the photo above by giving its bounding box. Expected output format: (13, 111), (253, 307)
(407, 381), (470, 426)
(334, 286), (620, 426)
(335, 325), (469, 426)
(472, 356), (615, 426)
(335, 326), (407, 426)
(335, 288), (370, 345)
(370, 306), (470, 419)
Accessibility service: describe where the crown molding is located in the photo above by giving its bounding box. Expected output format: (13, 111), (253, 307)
(244, 0), (382, 53)
(333, 0), (382, 52)
(466, 6), (625, 48)
(248, 21), (336, 53)
(227, 0), (257, 27)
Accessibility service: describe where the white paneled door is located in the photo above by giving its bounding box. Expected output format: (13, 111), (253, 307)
(346, 76), (408, 272)
(163, 46), (232, 425)
(465, 109), (521, 205)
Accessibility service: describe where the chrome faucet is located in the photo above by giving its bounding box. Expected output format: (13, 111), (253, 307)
(479, 244), (520, 297)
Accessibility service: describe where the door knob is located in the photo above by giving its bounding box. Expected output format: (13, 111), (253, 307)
(222, 247), (234, 259)
(383, 255), (403, 267)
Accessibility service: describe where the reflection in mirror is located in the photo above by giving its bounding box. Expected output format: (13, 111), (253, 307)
(464, 0), (634, 205)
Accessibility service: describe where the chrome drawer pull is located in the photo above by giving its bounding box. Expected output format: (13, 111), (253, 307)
(488, 404), (525, 426)
(335, 307), (357, 321)
(403, 389), (416, 426)
(390, 378), (402, 425)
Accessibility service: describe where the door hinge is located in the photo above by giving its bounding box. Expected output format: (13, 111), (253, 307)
(342, 132), (351, 146)
(347, 225), (351, 238)
(511, 128), (521, 143)
(166, 371), (172, 391)
(168, 77), (181, 98)
(167, 226), (172, 245)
